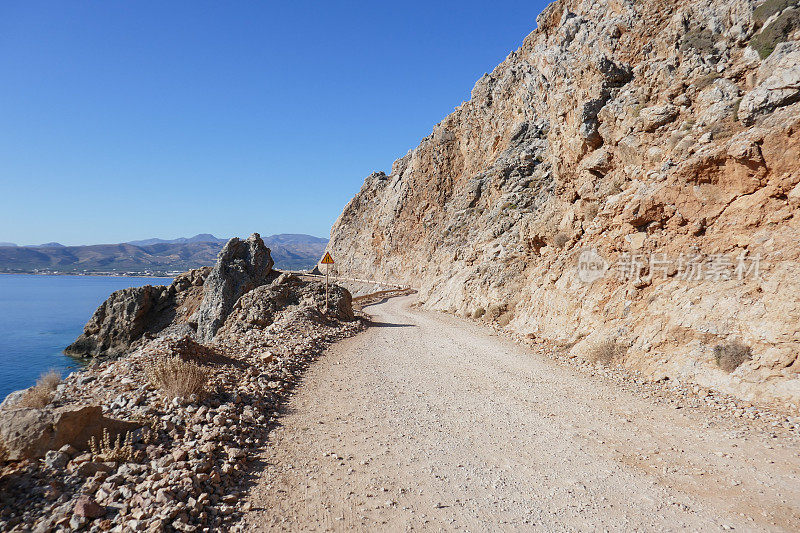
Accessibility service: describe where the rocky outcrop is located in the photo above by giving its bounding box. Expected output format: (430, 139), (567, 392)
(65, 267), (211, 358)
(195, 233), (275, 342)
(215, 273), (355, 341)
(328, 0), (800, 408)
(0, 405), (138, 460)
(1, 271), (361, 532)
(67, 233), (278, 356)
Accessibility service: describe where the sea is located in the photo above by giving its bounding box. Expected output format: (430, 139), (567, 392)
(0, 274), (172, 401)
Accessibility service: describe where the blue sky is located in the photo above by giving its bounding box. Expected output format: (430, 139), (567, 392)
(1, 1), (548, 245)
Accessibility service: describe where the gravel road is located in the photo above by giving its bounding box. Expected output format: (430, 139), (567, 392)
(242, 295), (800, 531)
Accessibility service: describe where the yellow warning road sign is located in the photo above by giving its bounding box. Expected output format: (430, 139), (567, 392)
(321, 252), (335, 265)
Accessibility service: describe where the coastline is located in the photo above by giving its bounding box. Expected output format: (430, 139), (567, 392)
(0, 272), (177, 280)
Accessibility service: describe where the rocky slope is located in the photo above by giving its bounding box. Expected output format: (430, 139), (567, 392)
(328, 0), (800, 407)
(0, 234), (360, 532)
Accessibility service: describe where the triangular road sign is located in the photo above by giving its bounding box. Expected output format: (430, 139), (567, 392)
(321, 252), (335, 264)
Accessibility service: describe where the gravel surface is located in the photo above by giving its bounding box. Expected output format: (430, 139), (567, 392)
(242, 295), (800, 531)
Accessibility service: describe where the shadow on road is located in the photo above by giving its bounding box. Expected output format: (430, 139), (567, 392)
(367, 320), (415, 328)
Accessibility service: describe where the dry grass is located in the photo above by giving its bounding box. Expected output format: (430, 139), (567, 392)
(16, 369), (61, 408)
(585, 339), (626, 365)
(89, 428), (133, 463)
(714, 341), (752, 373)
(144, 356), (209, 399)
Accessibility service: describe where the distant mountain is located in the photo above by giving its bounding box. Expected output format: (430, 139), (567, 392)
(0, 242), (16, 247)
(127, 234), (227, 246)
(28, 242), (65, 248)
(0, 233), (328, 274)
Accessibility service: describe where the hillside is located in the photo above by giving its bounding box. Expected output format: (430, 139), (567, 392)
(0, 234), (328, 274)
(328, 0), (800, 407)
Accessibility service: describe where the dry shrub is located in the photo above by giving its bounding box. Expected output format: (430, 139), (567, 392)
(472, 307), (486, 319)
(497, 312), (513, 327)
(89, 428), (133, 463)
(714, 341), (752, 373)
(17, 369), (61, 408)
(750, 7), (800, 58)
(486, 303), (507, 321)
(582, 202), (599, 221)
(754, 0), (796, 25)
(585, 339), (626, 365)
(144, 356), (209, 399)
(553, 232), (570, 249)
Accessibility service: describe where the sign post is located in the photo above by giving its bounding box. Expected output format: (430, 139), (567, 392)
(320, 252), (335, 313)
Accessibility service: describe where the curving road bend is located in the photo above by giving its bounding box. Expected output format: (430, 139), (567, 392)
(242, 295), (800, 532)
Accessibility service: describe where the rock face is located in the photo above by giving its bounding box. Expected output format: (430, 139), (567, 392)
(67, 233), (277, 355)
(65, 267), (211, 358)
(0, 405), (138, 460)
(328, 0), (800, 406)
(195, 233), (275, 342)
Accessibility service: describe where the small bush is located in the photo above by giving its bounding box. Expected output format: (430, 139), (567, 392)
(497, 312), (513, 327)
(714, 341), (752, 372)
(695, 74), (720, 90)
(585, 339), (626, 365)
(144, 356), (209, 399)
(680, 28), (717, 55)
(89, 428), (133, 463)
(17, 369), (61, 408)
(583, 203), (599, 221)
(750, 7), (800, 58)
(472, 307), (486, 319)
(553, 232), (570, 249)
(754, 0), (797, 26)
(486, 303), (507, 320)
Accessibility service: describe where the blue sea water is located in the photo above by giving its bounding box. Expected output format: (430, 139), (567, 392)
(0, 274), (172, 401)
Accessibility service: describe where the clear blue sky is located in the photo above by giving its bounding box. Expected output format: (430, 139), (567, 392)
(1, 1), (548, 245)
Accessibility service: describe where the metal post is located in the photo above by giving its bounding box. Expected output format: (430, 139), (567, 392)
(325, 262), (329, 314)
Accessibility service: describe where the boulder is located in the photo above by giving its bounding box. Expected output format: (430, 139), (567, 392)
(65, 267), (210, 358)
(215, 273), (355, 340)
(638, 104), (679, 132)
(44, 450), (69, 469)
(740, 42), (800, 125)
(64, 285), (165, 358)
(73, 495), (105, 519)
(0, 405), (139, 460)
(0, 389), (26, 410)
(195, 233), (275, 342)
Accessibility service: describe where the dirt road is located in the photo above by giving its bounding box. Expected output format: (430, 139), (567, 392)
(242, 295), (800, 531)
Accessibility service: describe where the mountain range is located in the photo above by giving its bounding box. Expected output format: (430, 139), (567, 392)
(0, 234), (327, 274)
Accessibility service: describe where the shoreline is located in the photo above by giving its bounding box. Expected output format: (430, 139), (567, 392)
(0, 272), (177, 280)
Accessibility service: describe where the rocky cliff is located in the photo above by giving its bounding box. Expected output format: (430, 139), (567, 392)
(66, 233), (278, 357)
(329, 0), (800, 407)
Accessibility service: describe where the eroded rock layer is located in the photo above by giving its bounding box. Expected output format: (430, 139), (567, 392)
(329, 0), (800, 406)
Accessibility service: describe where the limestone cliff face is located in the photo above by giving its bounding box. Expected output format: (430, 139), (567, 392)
(329, 0), (800, 407)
